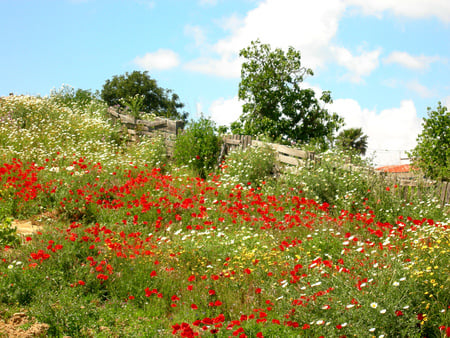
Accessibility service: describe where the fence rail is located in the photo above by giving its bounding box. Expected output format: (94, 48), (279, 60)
(108, 107), (185, 156)
(220, 135), (315, 166)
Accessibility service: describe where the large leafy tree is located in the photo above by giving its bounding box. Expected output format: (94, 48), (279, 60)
(101, 71), (188, 121)
(409, 102), (449, 180)
(237, 40), (342, 149)
(335, 127), (368, 156)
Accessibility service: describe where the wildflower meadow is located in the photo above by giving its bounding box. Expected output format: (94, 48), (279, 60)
(0, 93), (449, 337)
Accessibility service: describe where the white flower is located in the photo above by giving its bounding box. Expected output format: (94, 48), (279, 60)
(380, 309), (386, 314)
(370, 302), (378, 308)
(393, 281), (400, 286)
(369, 328), (376, 332)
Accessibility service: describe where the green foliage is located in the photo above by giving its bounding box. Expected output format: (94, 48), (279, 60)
(335, 127), (368, 156)
(278, 149), (446, 224)
(220, 145), (276, 187)
(173, 118), (221, 178)
(238, 40), (342, 149)
(0, 217), (20, 248)
(119, 93), (146, 119)
(101, 71), (188, 121)
(50, 84), (100, 110)
(409, 102), (449, 180)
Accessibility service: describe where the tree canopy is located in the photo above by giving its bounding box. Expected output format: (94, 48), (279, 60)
(335, 127), (368, 156)
(409, 102), (449, 180)
(101, 71), (188, 121)
(236, 40), (342, 149)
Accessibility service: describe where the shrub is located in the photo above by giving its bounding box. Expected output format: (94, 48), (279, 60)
(173, 118), (221, 178)
(0, 217), (20, 248)
(220, 144), (276, 187)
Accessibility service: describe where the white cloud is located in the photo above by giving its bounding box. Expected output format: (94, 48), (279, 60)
(406, 80), (436, 98)
(184, 57), (242, 78)
(331, 46), (382, 83)
(133, 49), (180, 71)
(344, 0), (450, 23)
(209, 96), (244, 126)
(331, 99), (423, 166)
(186, 0), (346, 77)
(383, 51), (441, 70)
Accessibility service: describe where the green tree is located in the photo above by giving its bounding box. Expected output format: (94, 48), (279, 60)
(335, 127), (368, 156)
(237, 40), (342, 149)
(101, 71), (188, 121)
(409, 102), (449, 180)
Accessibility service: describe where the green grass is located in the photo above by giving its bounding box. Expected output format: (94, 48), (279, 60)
(0, 93), (448, 337)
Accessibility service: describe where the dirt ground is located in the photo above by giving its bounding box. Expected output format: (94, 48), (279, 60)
(0, 312), (49, 337)
(11, 220), (41, 236)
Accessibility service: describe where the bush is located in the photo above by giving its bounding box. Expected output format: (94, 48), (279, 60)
(0, 217), (20, 248)
(220, 144), (276, 187)
(173, 118), (221, 178)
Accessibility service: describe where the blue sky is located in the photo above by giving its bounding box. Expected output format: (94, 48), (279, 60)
(1, 0), (449, 165)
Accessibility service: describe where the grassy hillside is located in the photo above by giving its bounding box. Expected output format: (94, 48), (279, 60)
(0, 94), (448, 337)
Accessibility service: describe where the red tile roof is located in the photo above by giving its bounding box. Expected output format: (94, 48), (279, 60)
(376, 164), (412, 173)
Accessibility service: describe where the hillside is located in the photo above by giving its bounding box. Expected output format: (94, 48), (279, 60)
(0, 94), (449, 337)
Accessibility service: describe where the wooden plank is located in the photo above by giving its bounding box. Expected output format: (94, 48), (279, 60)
(109, 109), (120, 118)
(440, 181), (450, 206)
(272, 144), (309, 159)
(278, 154), (300, 166)
(119, 114), (135, 124)
(139, 119), (167, 128)
(224, 138), (241, 145)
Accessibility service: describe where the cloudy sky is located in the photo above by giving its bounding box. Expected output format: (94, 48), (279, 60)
(1, 0), (449, 166)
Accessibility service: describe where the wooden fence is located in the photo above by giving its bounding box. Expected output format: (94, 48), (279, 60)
(387, 176), (450, 208)
(220, 135), (315, 166)
(108, 107), (185, 156)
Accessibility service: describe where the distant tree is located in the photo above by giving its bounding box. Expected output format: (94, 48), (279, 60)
(409, 102), (449, 180)
(237, 40), (342, 149)
(335, 127), (368, 156)
(50, 85), (99, 109)
(101, 71), (188, 121)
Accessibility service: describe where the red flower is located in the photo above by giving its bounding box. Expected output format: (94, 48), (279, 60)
(395, 310), (404, 316)
(96, 274), (108, 281)
(255, 288), (262, 294)
(191, 304), (198, 310)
